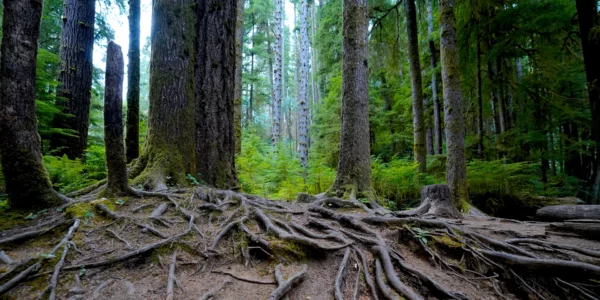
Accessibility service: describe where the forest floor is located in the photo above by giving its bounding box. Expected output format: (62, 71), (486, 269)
(1, 187), (600, 300)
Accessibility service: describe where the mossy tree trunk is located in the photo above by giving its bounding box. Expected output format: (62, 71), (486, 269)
(195, 0), (239, 189)
(126, 0), (141, 163)
(329, 0), (372, 199)
(50, 0), (95, 159)
(575, 0), (600, 203)
(427, 0), (442, 155)
(234, 0), (245, 154)
(439, 0), (468, 209)
(131, 0), (196, 191)
(0, 0), (65, 209)
(298, 0), (310, 168)
(405, 0), (426, 172)
(102, 42), (130, 197)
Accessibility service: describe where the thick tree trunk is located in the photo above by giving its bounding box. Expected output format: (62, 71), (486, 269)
(575, 0), (600, 203)
(395, 184), (461, 218)
(234, 0), (245, 154)
(102, 42), (129, 197)
(0, 0), (65, 209)
(405, 0), (426, 172)
(426, 0), (442, 155)
(195, 0), (239, 189)
(50, 0), (95, 159)
(131, 0), (196, 191)
(329, 0), (372, 198)
(298, 0), (310, 168)
(126, 0), (141, 163)
(272, 0), (283, 145)
(439, 0), (468, 209)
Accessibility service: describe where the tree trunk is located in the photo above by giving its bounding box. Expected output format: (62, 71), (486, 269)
(130, 0), (196, 191)
(537, 205), (600, 222)
(405, 0), (426, 172)
(272, 0), (283, 145)
(329, 0), (372, 198)
(476, 42), (484, 157)
(50, 0), (95, 159)
(488, 60), (501, 135)
(439, 0), (468, 209)
(311, 1), (320, 104)
(298, 0), (310, 168)
(102, 42), (129, 197)
(426, 0), (442, 155)
(195, 0), (239, 189)
(234, 0), (245, 154)
(0, 0), (66, 209)
(575, 0), (600, 203)
(126, 0), (141, 163)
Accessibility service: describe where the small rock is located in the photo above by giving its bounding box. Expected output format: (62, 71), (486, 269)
(123, 280), (136, 296)
(296, 193), (316, 203)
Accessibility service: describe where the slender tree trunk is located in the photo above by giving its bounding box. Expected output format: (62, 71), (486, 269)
(311, 1), (320, 104)
(195, 0), (239, 189)
(405, 0), (426, 172)
(102, 42), (129, 197)
(427, 0), (442, 155)
(476, 42), (484, 157)
(575, 0), (600, 203)
(298, 0), (310, 168)
(439, 0), (468, 209)
(330, 0), (372, 198)
(234, 0), (244, 154)
(130, 0), (196, 191)
(50, 0), (95, 159)
(488, 60), (501, 135)
(126, 0), (141, 163)
(248, 51), (255, 126)
(272, 0), (283, 145)
(0, 0), (66, 209)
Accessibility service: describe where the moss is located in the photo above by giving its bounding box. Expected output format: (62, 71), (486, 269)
(270, 239), (307, 261)
(65, 198), (115, 219)
(0, 210), (29, 231)
(432, 235), (463, 248)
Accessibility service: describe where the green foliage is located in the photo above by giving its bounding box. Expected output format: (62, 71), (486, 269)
(43, 146), (106, 193)
(372, 157), (437, 208)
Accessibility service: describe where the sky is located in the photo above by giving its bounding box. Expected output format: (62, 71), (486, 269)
(93, 1), (297, 97)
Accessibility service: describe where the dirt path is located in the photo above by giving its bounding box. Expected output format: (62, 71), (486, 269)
(1, 188), (599, 299)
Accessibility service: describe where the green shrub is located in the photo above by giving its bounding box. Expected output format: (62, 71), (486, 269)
(43, 146), (106, 193)
(372, 157), (437, 208)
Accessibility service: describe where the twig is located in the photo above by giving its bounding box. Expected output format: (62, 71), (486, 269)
(211, 270), (276, 285)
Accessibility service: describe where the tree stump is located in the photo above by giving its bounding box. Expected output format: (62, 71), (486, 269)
(537, 205), (600, 221)
(396, 184), (462, 219)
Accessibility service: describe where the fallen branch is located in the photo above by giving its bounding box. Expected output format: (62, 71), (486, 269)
(0, 219), (67, 246)
(166, 252), (177, 300)
(198, 279), (232, 300)
(506, 238), (600, 258)
(211, 270), (277, 285)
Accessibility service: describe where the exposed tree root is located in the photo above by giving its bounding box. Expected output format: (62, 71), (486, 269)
(2, 186), (600, 299)
(269, 264), (307, 300)
(199, 279), (232, 300)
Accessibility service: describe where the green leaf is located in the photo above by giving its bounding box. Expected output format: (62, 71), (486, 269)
(79, 267), (86, 276)
(115, 199), (125, 205)
(40, 253), (56, 259)
(84, 211), (94, 219)
(25, 213), (37, 220)
(420, 237), (428, 245)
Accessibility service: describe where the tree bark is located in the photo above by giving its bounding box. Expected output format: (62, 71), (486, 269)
(126, 0), (141, 163)
(439, 0), (468, 209)
(272, 0), (283, 145)
(537, 205), (600, 222)
(476, 41), (484, 157)
(0, 0), (68, 209)
(50, 0), (95, 159)
(329, 0), (372, 198)
(405, 0), (426, 172)
(234, 0), (245, 154)
(102, 42), (129, 196)
(195, 0), (239, 189)
(575, 0), (600, 203)
(488, 60), (501, 135)
(131, 0), (196, 191)
(298, 0), (310, 168)
(426, 0), (442, 155)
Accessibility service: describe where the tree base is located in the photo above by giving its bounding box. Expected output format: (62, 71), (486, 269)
(395, 184), (462, 219)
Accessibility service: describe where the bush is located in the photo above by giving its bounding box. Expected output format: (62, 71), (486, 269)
(372, 157), (437, 208)
(43, 145), (107, 193)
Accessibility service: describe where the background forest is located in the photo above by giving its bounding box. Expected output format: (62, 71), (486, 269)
(0, 0), (596, 216)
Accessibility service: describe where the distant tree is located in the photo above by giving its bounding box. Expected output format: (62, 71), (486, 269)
(0, 0), (67, 208)
(195, 0), (239, 188)
(126, 0), (141, 163)
(234, 0), (245, 154)
(130, 0), (196, 191)
(439, 0), (468, 208)
(50, 0), (95, 159)
(298, 0), (310, 168)
(426, 0), (443, 155)
(405, 0), (426, 171)
(271, 0), (283, 145)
